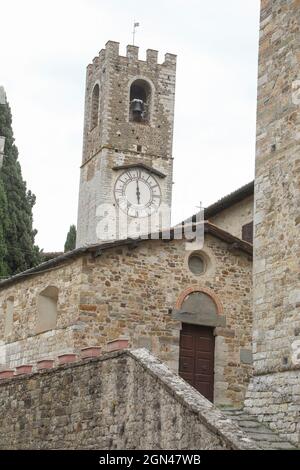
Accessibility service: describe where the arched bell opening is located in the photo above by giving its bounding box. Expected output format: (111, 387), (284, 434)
(129, 79), (152, 123)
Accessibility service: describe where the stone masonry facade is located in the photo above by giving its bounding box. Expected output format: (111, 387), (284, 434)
(0, 258), (83, 368)
(76, 41), (177, 247)
(0, 349), (256, 450)
(210, 196), (254, 241)
(0, 232), (253, 409)
(244, 0), (300, 446)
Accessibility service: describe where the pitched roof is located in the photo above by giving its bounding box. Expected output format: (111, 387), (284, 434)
(0, 222), (252, 290)
(205, 181), (254, 219)
(185, 181), (254, 224)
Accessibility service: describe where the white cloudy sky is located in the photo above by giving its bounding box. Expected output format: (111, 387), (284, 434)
(0, 0), (260, 251)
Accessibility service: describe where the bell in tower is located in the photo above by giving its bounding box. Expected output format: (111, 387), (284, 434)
(129, 79), (151, 123)
(130, 98), (144, 122)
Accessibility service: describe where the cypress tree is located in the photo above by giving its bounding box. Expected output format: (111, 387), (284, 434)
(0, 177), (9, 277)
(0, 93), (41, 276)
(64, 225), (77, 252)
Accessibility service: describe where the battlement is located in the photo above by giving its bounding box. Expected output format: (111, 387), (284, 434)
(88, 40), (177, 70)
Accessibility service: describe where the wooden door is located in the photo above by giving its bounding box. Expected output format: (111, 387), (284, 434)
(179, 323), (215, 402)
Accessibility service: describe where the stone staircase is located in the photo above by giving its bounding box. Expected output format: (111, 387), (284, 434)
(223, 409), (297, 450)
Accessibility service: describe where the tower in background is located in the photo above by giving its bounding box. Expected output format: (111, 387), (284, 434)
(76, 41), (176, 247)
(245, 0), (300, 445)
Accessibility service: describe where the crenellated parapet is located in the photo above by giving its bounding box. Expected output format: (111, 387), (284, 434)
(87, 41), (177, 70)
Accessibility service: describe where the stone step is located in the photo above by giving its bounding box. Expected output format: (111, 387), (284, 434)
(247, 432), (288, 442)
(262, 442), (296, 450)
(223, 409), (298, 450)
(237, 420), (266, 428)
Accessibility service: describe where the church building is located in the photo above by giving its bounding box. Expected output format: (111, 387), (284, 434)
(0, 0), (299, 449)
(0, 41), (254, 409)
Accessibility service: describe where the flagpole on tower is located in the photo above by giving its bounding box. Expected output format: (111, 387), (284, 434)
(132, 20), (140, 45)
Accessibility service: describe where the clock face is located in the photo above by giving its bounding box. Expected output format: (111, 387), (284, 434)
(114, 167), (162, 218)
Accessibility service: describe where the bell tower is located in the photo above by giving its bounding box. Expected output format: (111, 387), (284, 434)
(76, 41), (177, 247)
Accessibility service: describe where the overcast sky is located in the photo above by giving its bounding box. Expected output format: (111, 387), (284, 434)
(0, 0), (260, 251)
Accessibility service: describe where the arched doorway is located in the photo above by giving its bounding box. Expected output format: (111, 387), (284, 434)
(175, 288), (223, 402)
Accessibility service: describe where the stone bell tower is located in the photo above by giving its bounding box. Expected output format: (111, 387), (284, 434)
(245, 0), (300, 445)
(76, 41), (177, 247)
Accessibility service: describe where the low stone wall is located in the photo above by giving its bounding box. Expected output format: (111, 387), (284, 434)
(0, 349), (255, 450)
(244, 371), (300, 446)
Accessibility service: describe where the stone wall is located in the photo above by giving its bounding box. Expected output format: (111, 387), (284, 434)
(0, 349), (255, 450)
(76, 236), (253, 408)
(245, 0), (300, 446)
(210, 195), (254, 240)
(0, 258), (83, 367)
(0, 235), (253, 408)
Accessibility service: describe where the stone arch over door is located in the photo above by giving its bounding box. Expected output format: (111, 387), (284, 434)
(173, 286), (225, 328)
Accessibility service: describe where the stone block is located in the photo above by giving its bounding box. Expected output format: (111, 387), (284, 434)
(81, 347), (102, 359)
(107, 339), (129, 352)
(37, 360), (55, 370)
(0, 370), (14, 379)
(15, 365), (33, 375)
(58, 354), (77, 365)
(240, 349), (253, 365)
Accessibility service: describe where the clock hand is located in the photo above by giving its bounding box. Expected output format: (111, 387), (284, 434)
(136, 180), (141, 205)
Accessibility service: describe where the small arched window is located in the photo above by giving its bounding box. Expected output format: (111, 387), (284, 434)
(90, 84), (100, 129)
(129, 79), (151, 123)
(36, 286), (58, 334)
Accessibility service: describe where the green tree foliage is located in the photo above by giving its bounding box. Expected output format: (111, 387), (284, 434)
(0, 96), (41, 276)
(64, 224), (76, 252)
(0, 178), (9, 277)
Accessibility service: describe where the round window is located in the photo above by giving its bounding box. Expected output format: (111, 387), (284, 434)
(188, 254), (206, 275)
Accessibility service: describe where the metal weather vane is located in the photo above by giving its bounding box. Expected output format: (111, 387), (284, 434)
(132, 20), (140, 45)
